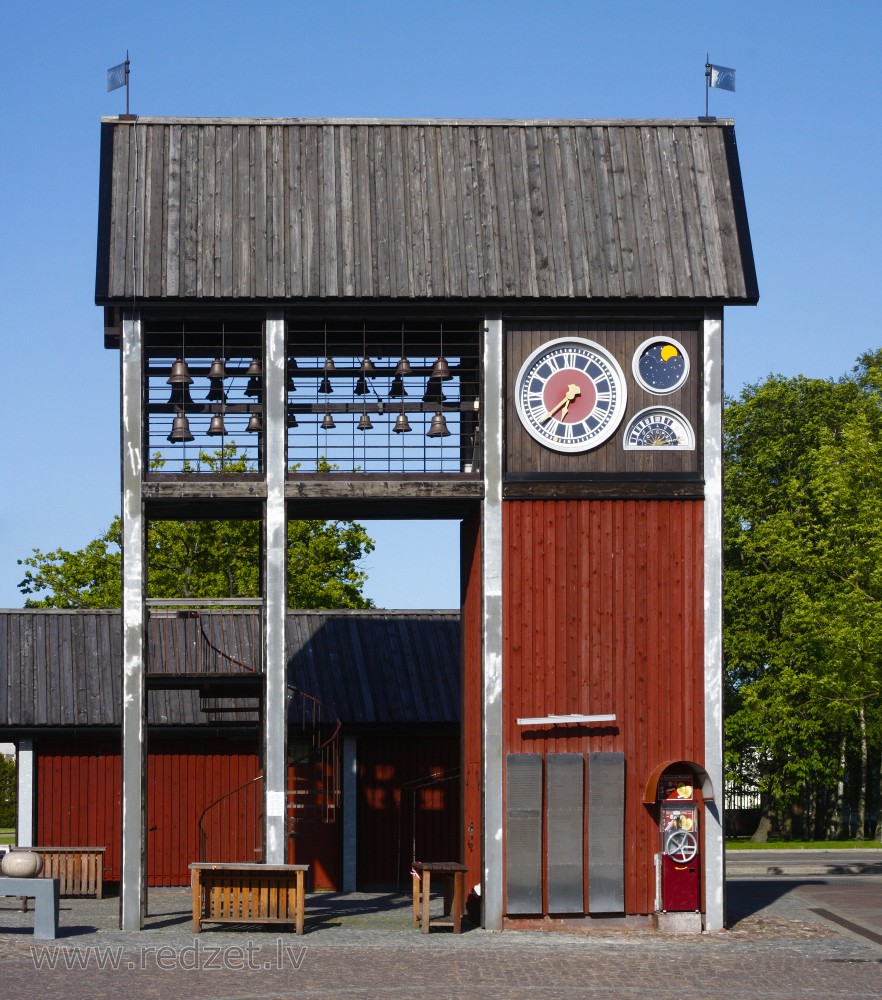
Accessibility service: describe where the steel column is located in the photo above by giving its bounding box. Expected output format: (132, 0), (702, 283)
(702, 307), (725, 931)
(481, 315), (504, 930)
(120, 313), (145, 930)
(263, 311), (288, 863)
(15, 740), (34, 847)
(342, 736), (358, 892)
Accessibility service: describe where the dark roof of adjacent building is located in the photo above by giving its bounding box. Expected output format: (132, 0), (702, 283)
(96, 117), (758, 305)
(0, 609), (460, 730)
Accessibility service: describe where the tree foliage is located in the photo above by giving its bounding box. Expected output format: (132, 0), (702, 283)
(18, 447), (375, 610)
(724, 351), (882, 836)
(0, 754), (15, 829)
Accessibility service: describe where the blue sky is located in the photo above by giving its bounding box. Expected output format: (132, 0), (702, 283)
(1, 0), (879, 610)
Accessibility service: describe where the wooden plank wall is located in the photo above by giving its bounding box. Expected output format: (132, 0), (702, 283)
(355, 730), (460, 887)
(35, 736), (261, 887)
(502, 499), (705, 915)
(98, 120), (756, 304)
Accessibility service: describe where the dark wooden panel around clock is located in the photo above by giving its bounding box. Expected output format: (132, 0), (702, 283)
(504, 320), (702, 483)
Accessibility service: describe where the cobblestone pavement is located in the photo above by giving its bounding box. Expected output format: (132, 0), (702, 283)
(0, 881), (880, 999)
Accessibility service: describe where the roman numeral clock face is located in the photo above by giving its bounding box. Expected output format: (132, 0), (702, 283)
(515, 338), (628, 452)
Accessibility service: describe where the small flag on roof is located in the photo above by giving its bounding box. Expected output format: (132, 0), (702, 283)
(708, 64), (736, 92)
(107, 60), (129, 92)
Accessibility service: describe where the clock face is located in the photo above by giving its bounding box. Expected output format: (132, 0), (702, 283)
(633, 337), (689, 394)
(514, 338), (627, 452)
(623, 407), (695, 450)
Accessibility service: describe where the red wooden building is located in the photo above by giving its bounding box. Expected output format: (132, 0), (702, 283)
(0, 609), (460, 890)
(12, 115), (757, 931)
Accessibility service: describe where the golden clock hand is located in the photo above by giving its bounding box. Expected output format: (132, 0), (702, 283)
(540, 384), (581, 422)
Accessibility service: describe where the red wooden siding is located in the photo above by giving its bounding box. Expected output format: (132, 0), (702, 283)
(461, 510), (483, 895)
(36, 737), (121, 880)
(502, 499), (705, 915)
(35, 736), (261, 886)
(356, 730), (460, 887)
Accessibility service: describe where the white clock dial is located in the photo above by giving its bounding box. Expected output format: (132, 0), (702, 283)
(623, 407), (695, 450)
(514, 338), (627, 452)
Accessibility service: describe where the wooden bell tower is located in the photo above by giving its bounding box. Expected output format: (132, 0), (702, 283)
(98, 116), (756, 930)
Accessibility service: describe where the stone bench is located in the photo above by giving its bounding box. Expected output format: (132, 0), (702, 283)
(0, 877), (59, 939)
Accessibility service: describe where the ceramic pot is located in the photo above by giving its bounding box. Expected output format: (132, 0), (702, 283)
(1, 848), (43, 878)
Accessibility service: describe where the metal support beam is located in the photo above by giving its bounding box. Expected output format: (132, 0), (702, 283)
(481, 315), (504, 930)
(702, 307), (725, 931)
(342, 736), (358, 892)
(264, 311), (288, 863)
(120, 313), (145, 930)
(15, 740), (34, 847)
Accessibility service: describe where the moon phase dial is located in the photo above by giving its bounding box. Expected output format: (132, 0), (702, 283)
(515, 338), (627, 452)
(633, 337), (689, 394)
(624, 407), (695, 450)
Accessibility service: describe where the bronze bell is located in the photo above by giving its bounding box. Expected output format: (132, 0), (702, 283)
(323, 357), (336, 370)
(206, 412), (227, 436)
(244, 376), (261, 398)
(359, 357), (377, 373)
(287, 358), (298, 392)
(167, 358), (193, 385)
(427, 411), (451, 438)
(422, 378), (446, 404)
(245, 357), (263, 377)
(394, 356), (413, 376)
(206, 378), (226, 402)
(318, 377), (334, 394)
(431, 356), (453, 380)
(168, 384), (195, 408)
(389, 374), (407, 398)
(167, 411), (194, 443)
(321, 410), (336, 430)
(354, 376), (369, 395)
(393, 412), (412, 434)
(207, 357), (226, 380)
(287, 411), (298, 428)
(246, 411), (263, 433)
(357, 412), (373, 431)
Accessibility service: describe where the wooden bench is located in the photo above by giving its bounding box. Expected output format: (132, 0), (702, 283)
(32, 847), (106, 898)
(412, 861), (469, 934)
(190, 863), (309, 935)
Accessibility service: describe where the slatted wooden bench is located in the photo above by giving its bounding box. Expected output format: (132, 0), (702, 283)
(190, 863), (309, 935)
(26, 847), (106, 898)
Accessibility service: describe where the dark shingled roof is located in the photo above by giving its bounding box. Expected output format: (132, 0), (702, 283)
(0, 609), (460, 730)
(96, 118), (757, 305)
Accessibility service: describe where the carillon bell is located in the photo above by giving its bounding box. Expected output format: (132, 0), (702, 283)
(394, 356), (413, 376)
(359, 357), (377, 373)
(167, 411), (194, 443)
(427, 411), (451, 438)
(246, 411), (263, 433)
(287, 358), (298, 392)
(207, 358), (227, 380)
(167, 358), (193, 385)
(431, 356), (453, 380)
(244, 377), (262, 398)
(422, 378), (446, 404)
(354, 376), (370, 395)
(206, 413), (227, 436)
(206, 378), (226, 402)
(318, 377), (334, 394)
(357, 412), (373, 431)
(245, 358), (263, 377)
(393, 412), (412, 434)
(287, 412), (299, 428)
(389, 375), (408, 397)
(321, 410), (336, 430)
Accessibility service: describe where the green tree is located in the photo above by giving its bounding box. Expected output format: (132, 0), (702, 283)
(724, 352), (882, 839)
(18, 447), (375, 610)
